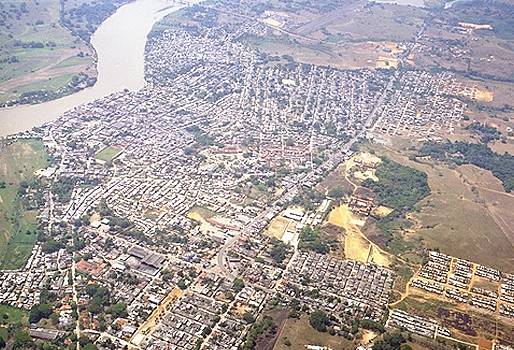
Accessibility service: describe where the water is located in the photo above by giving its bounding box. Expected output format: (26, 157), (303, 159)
(0, 0), (182, 137)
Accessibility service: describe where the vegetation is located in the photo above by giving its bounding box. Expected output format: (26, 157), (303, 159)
(0, 0), (96, 106)
(327, 187), (345, 199)
(268, 239), (289, 265)
(465, 123), (501, 143)
(51, 177), (76, 203)
(309, 310), (330, 332)
(0, 304), (28, 325)
(108, 302), (127, 318)
(372, 332), (407, 350)
(62, 0), (131, 41)
(363, 158), (430, 211)
(360, 318), (385, 333)
(291, 188), (325, 211)
(95, 146), (121, 162)
(187, 125), (214, 147)
(0, 139), (48, 269)
(298, 226), (330, 254)
(232, 277), (245, 292)
(241, 315), (274, 350)
(361, 157), (429, 254)
(85, 284), (112, 315)
(29, 303), (52, 323)
(42, 239), (64, 254)
(419, 141), (514, 192)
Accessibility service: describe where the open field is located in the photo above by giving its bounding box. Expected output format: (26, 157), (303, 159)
(273, 315), (356, 350)
(187, 206), (215, 222)
(369, 141), (514, 272)
(327, 204), (393, 267)
(243, 33), (406, 70)
(0, 0), (95, 104)
(205, 0), (427, 70)
(95, 146), (121, 162)
(411, 0), (514, 82)
(1, 210), (38, 270)
(395, 293), (514, 345)
(319, 2), (426, 43)
(265, 216), (294, 240)
(315, 164), (354, 197)
(0, 139), (48, 269)
(0, 304), (28, 324)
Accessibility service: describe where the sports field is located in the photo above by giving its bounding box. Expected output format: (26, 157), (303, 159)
(95, 146), (122, 162)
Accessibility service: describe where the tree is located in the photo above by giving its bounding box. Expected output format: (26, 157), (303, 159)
(161, 269), (173, 282)
(243, 312), (255, 324)
(29, 303), (52, 323)
(309, 310), (330, 332)
(42, 239), (64, 254)
(50, 312), (59, 325)
(232, 278), (245, 292)
(269, 240), (288, 264)
(110, 303), (127, 318)
(372, 332), (406, 350)
(13, 331), (32, 349)
(177, 279), (188, 290)
(328, 187), (345, 199)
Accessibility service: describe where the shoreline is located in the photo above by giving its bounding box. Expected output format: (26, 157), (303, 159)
(0, 0), (185, 138)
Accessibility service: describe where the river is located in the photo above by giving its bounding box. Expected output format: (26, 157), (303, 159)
(0, 0), (183, 137)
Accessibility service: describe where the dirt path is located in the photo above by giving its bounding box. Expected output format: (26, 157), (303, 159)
(130, 287), (184, 345)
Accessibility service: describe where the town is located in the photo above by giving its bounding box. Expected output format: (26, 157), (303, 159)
(0, 2), (505, 350)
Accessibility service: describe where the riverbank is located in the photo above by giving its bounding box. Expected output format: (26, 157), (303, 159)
(0, 0), (185, 137)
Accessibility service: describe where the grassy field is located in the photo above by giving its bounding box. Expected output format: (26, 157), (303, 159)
(320, 2), (426, 42)
(265, 216), (294, 240)
(0, 139), (48, 269)
(0, 0), (95, 104)
(171, 0), (426, 70)
(412, 0), (514, 82)
(0, 304), (28, 342)
(0, 304), (28, 325)
(273, 315), (356, 350)
(95, 146), (121, 162)
(0, 73), (77, 104)
(369, 141), (514, 272)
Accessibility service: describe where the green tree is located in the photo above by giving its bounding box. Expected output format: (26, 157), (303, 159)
(13, 331), (32, 349)
(110, 303), (127, 318)
(243, 312), (255, 324)
(232, 278), (245, 292)
(29, 303), (53, 323)
(309, 310), (330, 332)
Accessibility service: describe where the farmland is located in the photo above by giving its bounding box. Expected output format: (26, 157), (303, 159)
(0, 0), (96, 105)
